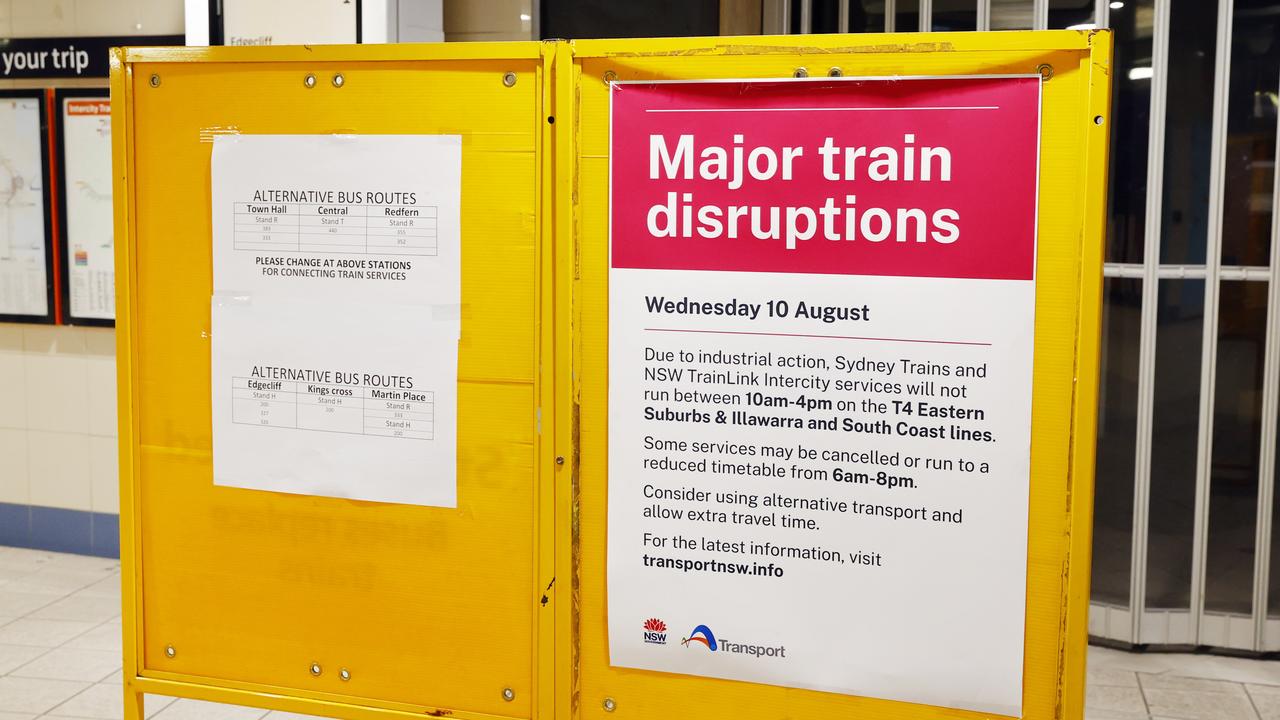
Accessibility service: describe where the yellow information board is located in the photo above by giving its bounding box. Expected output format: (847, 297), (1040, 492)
(114, 31), (1110, 720)
(112, 42), (562, 720)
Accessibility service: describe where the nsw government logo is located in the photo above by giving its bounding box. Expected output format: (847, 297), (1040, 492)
(642, 618), (668, 645)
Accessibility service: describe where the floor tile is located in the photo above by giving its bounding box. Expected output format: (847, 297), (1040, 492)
(99, 669), (123, 684)
(47, 683), (123, 719)
(0, 712), (37, 720)
(1248, 684), (1280, 720)
(1085, 711), (1150, 720)
(0, 643), (47, 675)
(0, 676), (91, 714)
(1086, 684), (1148, 716)
(1089, 665), (1142, 688)
(10, 646), (120, 682)
(0, 618), (97, 647)
(42, 684), (176, 720)
(27, 592), (120, 624)
(1141, 686), (1260, 720)
(3, 569), (114, 595)
(1140, 672), (1252, 694)
(76, 575), (122, 599)
(40, 554), (117, 575)
(0, 591), (59, 617)
(65, 620), (122, 653)
(143, 695), (180, 719)
(150, 698), (269, 720)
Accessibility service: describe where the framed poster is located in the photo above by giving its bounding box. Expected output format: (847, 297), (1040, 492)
(0, 89), (55, 324)
(55, 88), (114, 326)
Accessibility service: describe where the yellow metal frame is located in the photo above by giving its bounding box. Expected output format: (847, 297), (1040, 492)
(112, 40), (565, 720)
(562, 30), (1111, 720)
(113, 31), (1110, 720)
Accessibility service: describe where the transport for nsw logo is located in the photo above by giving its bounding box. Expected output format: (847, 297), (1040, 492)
(643, 618), (667, 644)
(681, 624), (718, 651)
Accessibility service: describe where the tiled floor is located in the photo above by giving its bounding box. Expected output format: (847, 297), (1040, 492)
(4, 546), (1280, 720)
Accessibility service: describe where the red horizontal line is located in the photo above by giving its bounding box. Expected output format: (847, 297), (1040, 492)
(642, 328), (991, 346)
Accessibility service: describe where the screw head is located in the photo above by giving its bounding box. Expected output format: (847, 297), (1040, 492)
(149, 73), (160, 88)
(502, 687), (515, 701)
(1036, 63), (1054, 80)
(603, 70), (618, 83)
(828, 66), (844, 77)
(793, 67), (809, 78)
(503, 71), (517, 87)
(310, 662), (322, 676)
(556, 456), (565, 465)
(164, 644), (176, 658)
(603, 697), (617, 712)
(332, 73), (345, 88)
(339, 668), (351, 681)
(304, 74), (317, 88)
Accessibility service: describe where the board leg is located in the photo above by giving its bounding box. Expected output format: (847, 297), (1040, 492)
(124, 685), (144, 720)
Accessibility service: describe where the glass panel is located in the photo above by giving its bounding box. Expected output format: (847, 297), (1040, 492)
(991, 0), (1033, 29)
(1203, 280), (1269, 615)
(1105, 0), (1156, 264)
(849, 0), (887, 32)
(812, 0), (841, 32)
(1219, 0), (1280, 267)
(895, 0), (920, 31)
(932, 0), (977, 30)
(1048, 0), (1095, 29)
(1158, 0), (1219, 265)
(1146, 279), (1206, 610)
(1093, 277), (1143, 606)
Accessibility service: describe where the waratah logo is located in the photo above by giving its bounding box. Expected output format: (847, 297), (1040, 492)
(643, 618), (667, 644)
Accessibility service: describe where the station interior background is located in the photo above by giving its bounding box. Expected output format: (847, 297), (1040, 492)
(0, 0), (1279, 691)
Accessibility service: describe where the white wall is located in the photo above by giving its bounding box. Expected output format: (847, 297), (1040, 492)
(0, 324), (118, 516)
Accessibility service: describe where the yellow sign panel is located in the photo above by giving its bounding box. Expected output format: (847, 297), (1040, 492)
(113, 31), (1110, 720)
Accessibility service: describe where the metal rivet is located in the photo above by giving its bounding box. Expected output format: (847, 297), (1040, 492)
(1094, 115), (1104, 125)
(149, 73), (160, 88)
(603, 697), (617, 712)
(603, 70), (618, 83)
(1036, 63), (1053, 80)
(304, 74), (316, 89)
(503, 71), (517, 87)
(164, 645), (176, 658)
(502, 688), (515, 702)
(556, 456), (565, 465)
(332, 73), (345, 88)
(310, 662), (322, 676)
(339, 668), (351, 681)
(828, 66), (844, 77)
(793, 67), (809, 78)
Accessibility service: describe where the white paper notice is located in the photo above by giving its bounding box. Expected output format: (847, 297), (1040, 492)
(0, 96), (50, 319)
(606, 77), (1042, 717)
(210, 135), (460, 507)
(62, 97), (115, 321)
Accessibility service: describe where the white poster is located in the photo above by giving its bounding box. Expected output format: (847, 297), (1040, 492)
(0, 96), (50, 319)
(211, 134), (461, 507)
(606, 78), (1042, 716)
(222, 0), (357, 46)
(62, 96), (114, 322)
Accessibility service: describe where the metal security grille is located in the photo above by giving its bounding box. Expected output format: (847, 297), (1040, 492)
(775, 0), (1280, 652)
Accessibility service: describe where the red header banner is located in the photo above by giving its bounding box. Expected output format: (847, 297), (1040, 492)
(610, 77), (1041, 281)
